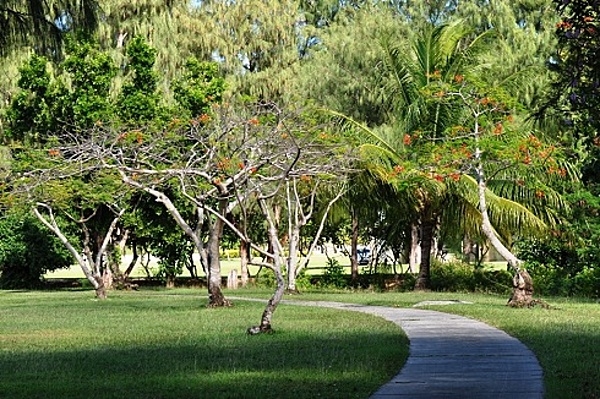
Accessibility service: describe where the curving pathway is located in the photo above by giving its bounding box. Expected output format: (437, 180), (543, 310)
(275, 300), (544, 399)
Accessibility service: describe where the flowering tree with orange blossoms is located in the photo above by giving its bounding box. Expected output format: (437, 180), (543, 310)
(409, 77), (569, 306)
(45, 101), (354, 328)
(344, 68), (569, 306)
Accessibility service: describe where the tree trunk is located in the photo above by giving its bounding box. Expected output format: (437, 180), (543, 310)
(414, 211), (434, 290)
(227, 269), (238, 289)
(32, 206), (109, 299)
(286, 225), (301, 294)
(474, 151), (534, 307)
(102, 266), (113, 290)
(247, 267), (284, 335)
(408, 222), (420, 273)
(165, 275), (175, 289)
(350, 210), (359, 281)
(123, 244), (139, 279)
(185, 249), (198, 279)
(93, 274), (107, 299)
(507, 269), (535, 307)
(206, 198), (230, 307)
(248, 200), (285, 334)
(239, 240), (249, 287)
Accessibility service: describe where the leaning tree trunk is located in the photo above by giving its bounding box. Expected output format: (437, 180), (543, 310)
(123, 244), (139, 279)
(414, 210), (435, 290)
(248, 199), (285, 335)
(32, 205), (111, 300)
(474, 153), (534, 307)
(247, 263), (285, 335)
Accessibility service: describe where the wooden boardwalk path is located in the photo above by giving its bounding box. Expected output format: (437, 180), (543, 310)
(278, 300), (544, 399)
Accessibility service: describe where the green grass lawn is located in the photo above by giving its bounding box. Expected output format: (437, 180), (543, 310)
(0, 289), (408, 399)
(44, 253), (505, 279)
(44, 253), (351, 279)
(2, 287), (598, 399)
(258, 289), (600, 399)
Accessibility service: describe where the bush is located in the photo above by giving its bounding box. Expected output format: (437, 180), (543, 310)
(255, 267), (276, 288)
(526, 261), (600, 298)
(518, 237), (600, 298)
(294, 268), (313, 291)
(430, 259), (512, 295)
(0, 213), (73, 288)
(319, 258), (347, 289)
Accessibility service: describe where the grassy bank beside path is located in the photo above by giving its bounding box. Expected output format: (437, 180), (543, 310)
(249, 289), (599, 399)
(0, 289), (408, 399)
(3, 287), (597, 399)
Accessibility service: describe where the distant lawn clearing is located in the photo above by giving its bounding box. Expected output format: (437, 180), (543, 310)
(0, 289), (407, 399)
(44, 252), (357, 279)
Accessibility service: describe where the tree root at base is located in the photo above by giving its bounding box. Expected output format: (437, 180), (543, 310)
(246, 325), (274, 335)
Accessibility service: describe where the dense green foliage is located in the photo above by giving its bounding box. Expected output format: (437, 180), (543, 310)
(0, 0), (598, 298)
(429, 260), (513, 295)
(0, 1), (99, 57)
(517, 189), (600, 298)
(0, 212), (72, 288)
(172, 58), (226, 118)
(551, 0), (600, 140)
(116, 36), (163, 124)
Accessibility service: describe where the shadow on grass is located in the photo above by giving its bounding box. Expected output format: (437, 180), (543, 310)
(521, 325), (600, 399)
(0, 330), (402, 399)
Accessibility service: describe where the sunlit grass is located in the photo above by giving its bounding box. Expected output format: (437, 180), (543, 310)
(43, 253), (348, 278)
(0, 289), (408, 399)
(4, 286), (596, 398)
(268, 289), (600, 399)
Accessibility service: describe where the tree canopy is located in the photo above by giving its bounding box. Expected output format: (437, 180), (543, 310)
(1, 0), (598, 307)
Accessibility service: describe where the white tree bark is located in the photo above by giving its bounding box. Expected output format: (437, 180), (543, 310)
(32, 203), (124, 298)
(408, 222), (421, 273)
(118, 171), (229, 306)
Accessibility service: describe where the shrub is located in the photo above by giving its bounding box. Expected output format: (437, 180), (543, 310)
(518, 237), (600, 298)
(294, 268), (313, 291)
(430, 259), (512, 294)
(255, 267), (276, 288)
(320, 258), (347, 289)
(0, 213), (73, 288)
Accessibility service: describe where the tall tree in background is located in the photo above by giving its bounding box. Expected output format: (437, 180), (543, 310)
(0, 0), (99, 56)
(550, 0), (600, 179)
(349, 21), (486, 290)
(186, 0), (315, 102)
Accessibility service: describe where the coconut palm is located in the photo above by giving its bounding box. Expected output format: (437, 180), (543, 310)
(370, 21), (485, 289)
(341, 19), (566, 295)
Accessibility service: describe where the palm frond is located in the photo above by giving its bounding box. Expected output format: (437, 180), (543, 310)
(457, 174), (549, 239)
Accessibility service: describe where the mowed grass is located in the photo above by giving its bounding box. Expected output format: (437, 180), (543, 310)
(3, 287), (598, 399)
(0, 289), (408, 399)
(43, 253), (353, 279)
(44, 254), (505, 279)
(259, 289), (600, 399)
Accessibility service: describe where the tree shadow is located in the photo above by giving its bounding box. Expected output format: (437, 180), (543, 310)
(0, 330), (403, 399)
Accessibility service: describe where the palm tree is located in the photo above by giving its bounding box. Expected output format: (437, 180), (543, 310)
(341, 20), (565, 298)
(372, 21), (485, 289)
